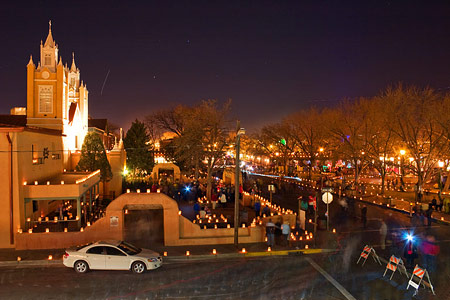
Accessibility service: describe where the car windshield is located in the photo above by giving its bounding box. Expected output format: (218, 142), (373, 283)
(117, 241), (141, 255)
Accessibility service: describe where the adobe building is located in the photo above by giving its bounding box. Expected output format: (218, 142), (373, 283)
(0, 23), (125, 248)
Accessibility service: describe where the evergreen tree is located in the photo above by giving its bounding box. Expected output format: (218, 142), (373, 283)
(123, 119), (153, 175)
(76, 132), (113, 181)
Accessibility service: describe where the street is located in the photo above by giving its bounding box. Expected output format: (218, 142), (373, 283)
(0, 250), (445, 300)
(0, 257), (343, 300)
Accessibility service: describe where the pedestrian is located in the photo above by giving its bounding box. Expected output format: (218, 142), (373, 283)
(266, 219), (276, 247)
(254, 200), (261, 217)
(262, 205), (270, 217)
(193, 202), (200, 217)
(361, 205), (367, 228)
(431, 197), (437, 210)
(421, 235), (440, 274)
(219, 192), (227, 208)
(281, 221), (291, 247)
(426, 205), (433, 227)
(379, 220), (388, 250)
(211, 192), (218, 210)
(403, 236), (418, 269)
(199, 206), (207, 219)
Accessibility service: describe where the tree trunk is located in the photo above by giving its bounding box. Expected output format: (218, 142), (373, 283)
(354, 159), (359, 185)
(206, 158), (213, 201)
(380, 169), (385, 195)
(194, 156), (199, 180)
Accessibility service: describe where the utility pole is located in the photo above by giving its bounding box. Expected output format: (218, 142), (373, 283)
(234, 121), (245, 246)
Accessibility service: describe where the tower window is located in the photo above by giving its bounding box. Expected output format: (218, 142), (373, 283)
(44, 54), (51, 66)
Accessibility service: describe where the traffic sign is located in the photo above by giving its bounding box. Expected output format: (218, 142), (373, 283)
(322, 187), (333, 193)
(322, 192), (333, 204)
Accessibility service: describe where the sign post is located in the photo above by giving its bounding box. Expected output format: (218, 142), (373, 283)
(322, 191), (333, 231)
(268, 184), (275, 204)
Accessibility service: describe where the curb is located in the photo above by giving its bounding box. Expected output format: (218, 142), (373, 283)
(0, 248), (328, 268)
(354, 196), (450, 226)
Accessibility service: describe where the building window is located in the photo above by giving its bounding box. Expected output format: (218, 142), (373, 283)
(44, 54), (51, 66)
(38, 85), (53, 113)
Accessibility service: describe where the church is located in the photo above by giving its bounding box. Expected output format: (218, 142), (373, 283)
(0, 23), (125, 248)
(26, 21), (88, 155)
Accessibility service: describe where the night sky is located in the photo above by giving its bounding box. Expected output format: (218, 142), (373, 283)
(1, 1), (450, 132)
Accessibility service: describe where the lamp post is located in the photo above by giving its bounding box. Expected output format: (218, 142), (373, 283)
(438, 161), (444, 192)
(234, 122), (245, 247)
(399, 149), (406, 190)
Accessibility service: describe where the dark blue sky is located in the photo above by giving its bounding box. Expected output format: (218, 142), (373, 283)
(1, 1), (449, 132)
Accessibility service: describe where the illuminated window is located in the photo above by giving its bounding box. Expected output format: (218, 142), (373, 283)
(38, 85), (53, 113)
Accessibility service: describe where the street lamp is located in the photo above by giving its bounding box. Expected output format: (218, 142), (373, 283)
(438, 161), (444, 192)
(234, 124), (245, 247)
(399, 149), (406, 190)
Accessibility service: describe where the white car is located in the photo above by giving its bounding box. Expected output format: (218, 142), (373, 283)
(63, 240), (162, 274)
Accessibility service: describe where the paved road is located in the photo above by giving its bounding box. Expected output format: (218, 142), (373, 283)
(249, 174), (450, 299)
(1, 252), (443, 300)
(0, 257), (347, 300)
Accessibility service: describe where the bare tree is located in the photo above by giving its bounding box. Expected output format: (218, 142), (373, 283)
(383, 85), (450, 201)
(286, 107), (326, 180)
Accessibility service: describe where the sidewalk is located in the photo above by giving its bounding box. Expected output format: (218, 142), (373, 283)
(0, 242), (327, 268)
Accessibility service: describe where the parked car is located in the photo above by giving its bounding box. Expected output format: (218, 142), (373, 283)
(63, 240), (162, 274)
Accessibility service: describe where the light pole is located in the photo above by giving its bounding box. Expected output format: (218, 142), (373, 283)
(438, 161), (444, 192)
(399, 149), (405, 190)
(234, 122), (245, 247)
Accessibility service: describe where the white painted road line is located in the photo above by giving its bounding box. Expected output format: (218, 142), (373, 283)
(306, 257), (357, 300)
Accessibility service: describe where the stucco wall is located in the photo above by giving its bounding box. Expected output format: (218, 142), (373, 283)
(15, 192), (267, 249)
(0, 130), (64, 248)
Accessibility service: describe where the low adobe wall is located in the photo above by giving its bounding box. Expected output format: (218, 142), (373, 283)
(15, 192), (266, 249)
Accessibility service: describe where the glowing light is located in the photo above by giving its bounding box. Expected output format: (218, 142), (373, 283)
(267, 247), (271, 252)
(186, 251), (190, 256)
(34, 181), (38, 185)
(64, 228), (68, 232)
(28, 229), (32, 233)
(305, 245), (309, 249)
(23, 181), (27, 186)
(48, 255), (53, 260)
(241, 248), (246, 253)
(17, 257), (21, 262)
(80, 227), (84, 232)
(163, 251), (167, 256)
(178, 210), (182, 215)
(45, 228), (49, 233)
(212, 249), (217, 255)
(137, 189), (140, 193)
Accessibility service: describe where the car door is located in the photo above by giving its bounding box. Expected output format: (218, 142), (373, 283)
(104, 246), (129, 270)
(85, 246), (106, 270)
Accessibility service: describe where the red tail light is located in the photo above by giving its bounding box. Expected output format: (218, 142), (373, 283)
(63, 252), (69, 259)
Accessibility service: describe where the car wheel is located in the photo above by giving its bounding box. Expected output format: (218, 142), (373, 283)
(74, 260), (89, 274)
(131, 261), (146, 274)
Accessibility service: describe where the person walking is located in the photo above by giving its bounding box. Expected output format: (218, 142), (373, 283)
(426, 205), (433, 227)
(421, 235), (440, 274)
(380, 220), (388, 250)
(211, 192), (218, 210)
(265, 219), (276, 248)
(281, 221), (291, 247)
(404, 236), (418, 269)
(219, 192), (227, 208)
(254, 200), (261, 218)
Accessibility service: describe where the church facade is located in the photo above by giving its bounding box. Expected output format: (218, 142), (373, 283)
(26, 22), (88, 160)
(0, 23), (125, 248)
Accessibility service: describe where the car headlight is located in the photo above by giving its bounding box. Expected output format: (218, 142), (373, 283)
(148, 258), (158, 262)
